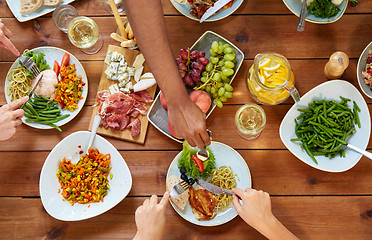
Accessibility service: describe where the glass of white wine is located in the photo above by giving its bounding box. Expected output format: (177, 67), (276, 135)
(67, 16), (104, 55)
(103, 0), (125, 15)
(235, 104), (266, 140)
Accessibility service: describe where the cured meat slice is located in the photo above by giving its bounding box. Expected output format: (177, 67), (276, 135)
(130, 90), (153, 103)
(95, 90), (151, 136)
(127, 118), (141, 137)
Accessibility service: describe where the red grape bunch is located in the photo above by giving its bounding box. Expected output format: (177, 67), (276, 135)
(176, 48), (209, 87)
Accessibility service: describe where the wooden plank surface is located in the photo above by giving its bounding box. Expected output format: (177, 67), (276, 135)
(1, 0), (371, 18)
(0, 15), (371, 62)
(1, 59), (369, 107)
(88, 45), (156, 144)
(2, 150), (372, 197)
(1, 1), (372, 239)
(1, 104), (371, 152)
(0, 196), (371, 239)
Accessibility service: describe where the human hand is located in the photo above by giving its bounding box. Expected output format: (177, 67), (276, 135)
(232, 188), (274, 231)
(0, 96), (28, 141)
(167, 95), (211, 148)
(0, 19), (20, 56)
(134, 192), (169, 240)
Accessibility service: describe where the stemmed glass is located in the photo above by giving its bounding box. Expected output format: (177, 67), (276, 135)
(103, 0), (125, 15)
(52, 5), (103, 55)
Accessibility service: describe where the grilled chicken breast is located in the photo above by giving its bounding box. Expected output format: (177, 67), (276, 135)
(189, 186), (218, 220)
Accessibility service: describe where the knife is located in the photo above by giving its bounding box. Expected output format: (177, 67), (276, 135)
(20, 73), (43, 109)
(199, 0), (232, 23)
(195, 178), (234, 196)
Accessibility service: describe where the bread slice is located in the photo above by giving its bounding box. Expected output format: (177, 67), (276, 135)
(43, 0), (62, 6)
(20, 0), (43, 14)
(166, 175), (189, 211)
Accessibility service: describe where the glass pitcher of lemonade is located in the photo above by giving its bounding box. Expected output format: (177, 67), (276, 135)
(247, 53), (300, 105)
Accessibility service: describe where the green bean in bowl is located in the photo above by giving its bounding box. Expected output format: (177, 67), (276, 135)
(22, 95), (70, 132)
(291, 96), (361, 164)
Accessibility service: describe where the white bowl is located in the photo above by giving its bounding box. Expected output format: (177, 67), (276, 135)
(280, 80), (371, 172)
(39, 131), (132, 221)
(282, 0), (348, 24)
(357, 41), (372, 99)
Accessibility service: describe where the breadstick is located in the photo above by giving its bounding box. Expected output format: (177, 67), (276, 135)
(120, 39), (136, 48)
(110, 33), (127, 43)
(108, 0), (126, 38)
(127, 22), (134, 39)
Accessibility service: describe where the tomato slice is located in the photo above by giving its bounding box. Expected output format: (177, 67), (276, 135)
(60, 53), (70, 68)
(191, 155), (204, 173)
(53, 60), (60, 76)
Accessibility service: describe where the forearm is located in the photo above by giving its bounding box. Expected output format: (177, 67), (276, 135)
(123, 0), (188, 104)
(257, 216), (299, 240)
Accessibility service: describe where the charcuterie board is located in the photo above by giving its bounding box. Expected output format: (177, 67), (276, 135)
(89, 45), (157, 144)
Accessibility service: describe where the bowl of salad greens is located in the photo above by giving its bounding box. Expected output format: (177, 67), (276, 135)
(282, 0), (348, 24)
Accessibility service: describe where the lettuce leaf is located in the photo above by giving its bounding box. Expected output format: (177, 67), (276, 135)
(177, 140), (215, 179)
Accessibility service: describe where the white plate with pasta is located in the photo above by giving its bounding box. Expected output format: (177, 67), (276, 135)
(4, 46), (88, 130)
(166, 141), (252, 226)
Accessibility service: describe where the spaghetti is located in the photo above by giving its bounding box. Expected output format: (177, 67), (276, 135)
(6, 65), (32, 101)
(209, 166), (237, 211)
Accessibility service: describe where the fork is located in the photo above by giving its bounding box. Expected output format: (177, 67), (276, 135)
(197, 129), (212, 161)
(170, 180), (191, 197)
(18, 55), (42, 108)
(18, 55), (41, 77)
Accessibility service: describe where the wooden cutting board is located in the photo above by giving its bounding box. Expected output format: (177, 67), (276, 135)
(89, 45), (157, 144)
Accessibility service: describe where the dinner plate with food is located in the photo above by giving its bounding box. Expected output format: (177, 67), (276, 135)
(6, 0), (74, 22)
(39, 131), (132, 221)
(166, 141), (251, 226)
(170, 0), (243, 22)
(282, 0), (347, 24)
(5, 46), (88, 132)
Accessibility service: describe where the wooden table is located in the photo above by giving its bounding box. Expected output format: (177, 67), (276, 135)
(0, 0), (372, 239)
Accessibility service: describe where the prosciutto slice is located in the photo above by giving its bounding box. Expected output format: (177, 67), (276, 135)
(95, 90), (152, 137)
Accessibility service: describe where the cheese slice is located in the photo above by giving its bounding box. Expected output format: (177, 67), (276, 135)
(20, 0), (43, 14)
(133, 53), (145, 71)
(133, 78), (156, 92)
(140, 72), (154, 80)
(134, 66), (144, 82)
(174, 0), (188, 3)
(43, 0), (62, 6)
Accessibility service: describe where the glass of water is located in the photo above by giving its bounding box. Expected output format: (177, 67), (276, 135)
(52, 4), (79, 33)
(103, 0), (125, 15)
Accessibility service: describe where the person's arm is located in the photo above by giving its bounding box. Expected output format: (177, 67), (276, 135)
(232, 188), (299, 240)
(0, 96), (28, 141)
(0, 19), (20, 56)
(133, 192), (169, 240)
(123, 0), (211, 148)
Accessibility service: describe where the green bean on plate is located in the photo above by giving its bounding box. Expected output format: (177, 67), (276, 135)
(22, 95), (70, 132)
(291, 96), (361, 164)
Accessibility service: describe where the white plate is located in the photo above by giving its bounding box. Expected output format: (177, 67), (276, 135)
(357, 41), (372, 99)
(280, 80), (371, 172)
(6, 1), (75, 22)
(5, 46), (88, 130)
(39, 131), (132, 221)
(166, 141), (251, 226)
(170, 0), (244, 22)
(282, 0), (347, 24)
(148, 31), (244, 143)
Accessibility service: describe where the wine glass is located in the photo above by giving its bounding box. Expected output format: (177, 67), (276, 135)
(103, 0), (125, 15)
(67, 16), (104, 55)
(52, 4), (79, 33)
